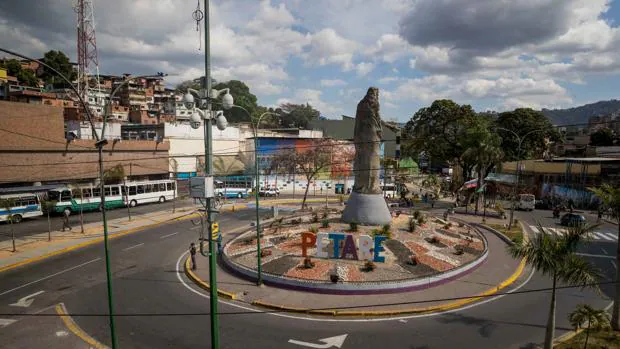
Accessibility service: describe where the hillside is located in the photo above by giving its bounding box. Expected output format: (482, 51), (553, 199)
(541, 99), (620, 125)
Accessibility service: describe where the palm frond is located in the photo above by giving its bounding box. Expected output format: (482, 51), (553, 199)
(558, 254), (602, 293)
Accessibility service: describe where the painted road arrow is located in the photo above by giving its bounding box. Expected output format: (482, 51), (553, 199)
(0, 318), (17, 328)
(9, 291), (45, 308)
(288, 334), (348, 348)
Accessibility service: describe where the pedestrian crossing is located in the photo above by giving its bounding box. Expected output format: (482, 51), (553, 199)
(528, 225), (618, 241)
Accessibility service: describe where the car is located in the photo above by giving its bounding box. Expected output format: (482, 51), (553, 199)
(560, 213), (586, 226)
(259, 187), (279, 197)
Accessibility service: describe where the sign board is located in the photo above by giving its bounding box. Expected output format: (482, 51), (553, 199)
(211, 222), (219, 240)
(190, 176), (214, 199)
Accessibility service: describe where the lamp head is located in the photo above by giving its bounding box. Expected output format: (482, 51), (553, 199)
(189, 111), (202, 129)
(216, 112), (228, 131)
(183, 92), (195, 110)
(221, 93), (234, 110)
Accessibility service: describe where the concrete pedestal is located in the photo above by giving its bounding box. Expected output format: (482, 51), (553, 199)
(341, 192), (392, 225)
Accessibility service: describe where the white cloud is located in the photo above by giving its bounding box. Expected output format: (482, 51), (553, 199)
(366, 34), (414, 63)
(355, 62), (375, 76)
(304, 28), (359, 70)
(278, 88), (343, 115)
(378, 76), (401, 84)
(320, 79), (347, 87)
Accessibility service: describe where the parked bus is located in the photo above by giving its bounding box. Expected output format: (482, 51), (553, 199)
(0, 193), (43, 223)
(123, 179), (176, 207)
(214, 178), (251, 199)
(47, 184), (125, 215)
(517, 193), (536, 211)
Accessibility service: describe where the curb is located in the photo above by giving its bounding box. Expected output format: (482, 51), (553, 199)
(184, 255), (237, 300)
(56, 303), (109, 349)
(0, 211), (204, 274)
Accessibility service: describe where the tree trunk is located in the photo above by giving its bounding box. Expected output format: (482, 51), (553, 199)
(475, 167), (483, 214)
(10, 220), (15, 252)
(47, 211), (51, 242)
(583, 322), (590, 349)
(172, 178), (176, 213)
(79, 198), (84, 234)
(302, 180), (311, 210)
(612, 221), (620, 330)
(544, 275), (557, 349)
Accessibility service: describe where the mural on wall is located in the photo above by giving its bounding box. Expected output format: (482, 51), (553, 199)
(541, 184), (596, 207)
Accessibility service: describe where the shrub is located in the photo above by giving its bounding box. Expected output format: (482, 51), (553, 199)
(372, 228), (392, 239)
(321, 219), (330, 228)
(309, 226), (318, 234)
(413, 210), (421, 220)
(408, 218), (417, 233)
(349, 221), (358, 232)
(425, 236), (439, 244)
(454, 245), (464, 255)
(364, 260), (376, 272)
(303, 257), (315, 269)
(407, 255), (418, 265)
(322, 210), (329, 219)
(260, 249), (272, 258)
(312, 212), (319, 223)
(417, 215), (426, 225)
(458, 222), (465, 228)
(381, 224), (391, 234)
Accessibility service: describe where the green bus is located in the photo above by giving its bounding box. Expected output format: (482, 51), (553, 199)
(47, 184), (125, 215)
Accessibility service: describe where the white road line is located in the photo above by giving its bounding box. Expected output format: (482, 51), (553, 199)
(175, 252), (537, 323)
(595, 232), (614, 241)
(0, 258), (100, 297)
(611, 261), (617, 270)
(529, 225), (540, 234)
(604, 233), (618, 241)
(160, 232), (179, 239)
(576, 253), (616, 259)
(601, 248), (609, 255)
(122, 243), (144, 251)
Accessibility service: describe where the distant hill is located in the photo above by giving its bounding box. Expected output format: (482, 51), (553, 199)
(541, 99), (620, 126)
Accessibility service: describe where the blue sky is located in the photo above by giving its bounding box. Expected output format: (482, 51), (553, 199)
(2, 0), (620, 123)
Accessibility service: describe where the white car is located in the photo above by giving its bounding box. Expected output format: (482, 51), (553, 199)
(259, 188), (280, 197)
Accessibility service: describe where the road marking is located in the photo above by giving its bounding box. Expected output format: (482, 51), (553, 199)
(10, 290), (45, 308)
(611, 261), (617, 270)
(398, 319), (408, 323)
(56, 330), (69, 337)
(604, 233), (618, 241)
(122, 243), (144, 251)
(576, 253), (616, 259)
(601, 248), (608, 255)
(529, 225), (540, 234)
(288, 334), (348, 348)
(175, 251), (537, 323)
(595, 232), (614, 241)
(0, 318), (17, 328)
(160, 232), (179, 239)
(190, 226), (201, 230)
(0, 258), (100, 297)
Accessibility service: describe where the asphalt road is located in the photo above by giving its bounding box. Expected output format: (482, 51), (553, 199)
(0, 207), (616, 349)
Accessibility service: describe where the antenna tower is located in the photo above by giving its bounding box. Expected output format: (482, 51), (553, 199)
(74, 0), (100, 119)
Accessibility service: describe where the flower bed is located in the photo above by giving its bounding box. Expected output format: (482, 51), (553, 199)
(416, 254), (454, 272)
(404, 241), (429, 256)
(284, 259), (332, 281)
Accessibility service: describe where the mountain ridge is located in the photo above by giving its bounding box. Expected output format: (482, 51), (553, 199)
(541, 99), (620, 126)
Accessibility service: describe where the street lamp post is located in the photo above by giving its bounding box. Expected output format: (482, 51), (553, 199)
(496, 127), (545, 230)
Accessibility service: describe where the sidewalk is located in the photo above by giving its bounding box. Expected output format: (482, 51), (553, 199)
(0, 206), (201, 272)
(189, 213), (526, 316)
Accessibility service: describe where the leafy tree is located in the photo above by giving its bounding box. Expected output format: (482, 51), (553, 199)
(590, 127), (615, 147)
(213, 80), (259, 123)
(176, 76), (217, 92)
(568, 304), (610, 349)
(40, 50), (77, 88)
(270, 139), (334, 209)
(277, 103), (320, 129)
(0, 198), (17, 252)
(509, 223), (602, 349)
(1, 59), (39, 87)
(591, 184), (620, 329)
(103, 164), (126, 184)
(494, 108), (559, 162)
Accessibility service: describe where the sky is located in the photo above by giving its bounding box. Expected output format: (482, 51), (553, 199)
(1, 0), (620, 122)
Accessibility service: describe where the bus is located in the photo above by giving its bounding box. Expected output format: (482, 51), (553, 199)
(47, 184), (125, 215)
(215, 176), (252, 199)
(518, 193), (536, 211)
(123, 179), (176, 207)
(0, 193), (43, 223)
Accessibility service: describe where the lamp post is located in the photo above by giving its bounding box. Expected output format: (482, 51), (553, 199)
(496, 127), (545, 230)
(229, 106), (278, 286)
(0, 47), (122, 349)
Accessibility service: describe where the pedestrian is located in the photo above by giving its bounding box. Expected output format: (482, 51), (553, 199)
(189, 242), (197, 270)
(62, 209), (71, 232)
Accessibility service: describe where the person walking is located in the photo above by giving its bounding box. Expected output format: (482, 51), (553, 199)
(62, 210), (71, 232)
(189, 242), (197, 270)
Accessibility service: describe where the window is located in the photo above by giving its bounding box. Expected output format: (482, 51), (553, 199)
(137, 185), (144, 194)
(144, 185), (152, 193)
(159, 183), (166, 191)
(166, 183), (172, 191)
(111, 187), (120, 196)
(129, 186), (137, 196)
(171, 182), (175, 190)
(93, 187), (101, 197)
(82, 188), (92, 198)
(104, 187), (111, 196)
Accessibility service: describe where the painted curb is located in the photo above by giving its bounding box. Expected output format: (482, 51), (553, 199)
(184, 255), (237, 300)
(0, 210), (206, 274)
(56, 303), (109, 349)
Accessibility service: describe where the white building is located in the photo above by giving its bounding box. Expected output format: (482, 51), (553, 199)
(66, 121), (122, 140)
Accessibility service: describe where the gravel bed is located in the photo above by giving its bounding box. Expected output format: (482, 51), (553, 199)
(436, 228), (463, 239)
(262, 255), (301, 275)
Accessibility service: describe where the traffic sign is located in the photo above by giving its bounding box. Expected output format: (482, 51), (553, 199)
(211, 222), (219, 240)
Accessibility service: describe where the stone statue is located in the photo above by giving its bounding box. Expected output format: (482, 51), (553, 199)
(352, 87), (382, 195)
(342, 87), (391, 225)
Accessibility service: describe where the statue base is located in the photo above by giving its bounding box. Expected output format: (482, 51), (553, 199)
(341, 192), (392, 226)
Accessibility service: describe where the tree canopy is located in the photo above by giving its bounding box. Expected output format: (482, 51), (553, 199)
(0, 59), (39, 87)
(40, 50), (76, 88)
(277, 103), (321, 129)
(213, 80), (259, 123)
(590, 127), (615, 147)
(495, 108), (560, 161)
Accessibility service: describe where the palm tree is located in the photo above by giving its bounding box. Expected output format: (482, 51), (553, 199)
(568, 304), (610, 349)
(509, 223), (602, 349)
(0, 198), (16, 252)
(591, 184), (620, 330)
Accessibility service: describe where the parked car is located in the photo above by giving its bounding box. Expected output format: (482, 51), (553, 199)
(259, 187), (280, 197)
(560, 213), (586, 227)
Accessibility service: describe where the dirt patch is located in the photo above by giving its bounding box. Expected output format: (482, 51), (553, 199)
(404, 241), (429, 256)
(436, 228), (462, 239)
(385, 240), (412, 262)
(417, 254), (454, 272)
(276, 238), (303, 253)
(285, 259), (331, 281)
(262, 255), (301, 275)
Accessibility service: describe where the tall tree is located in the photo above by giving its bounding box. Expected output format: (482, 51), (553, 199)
(40, 50), (76, 88)
(277, 103), (320, 128)
(591, 184), (620, 329)
(509, 223), (602, 349)
(494, 108), (559, 161)
(1, 59), (39, 87)
(213, 80), (259, 123)
(568, 304), (610, 349)
(590, 127), (615, 147)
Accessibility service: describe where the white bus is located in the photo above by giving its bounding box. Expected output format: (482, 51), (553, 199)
(123, 179), (176, 207)
(381, 184), (397, 198)
(518, 194), (536, 211)
(48, 184), (125, 215)
(214, 177), (251, 199)
(0, 193), (43, 223)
